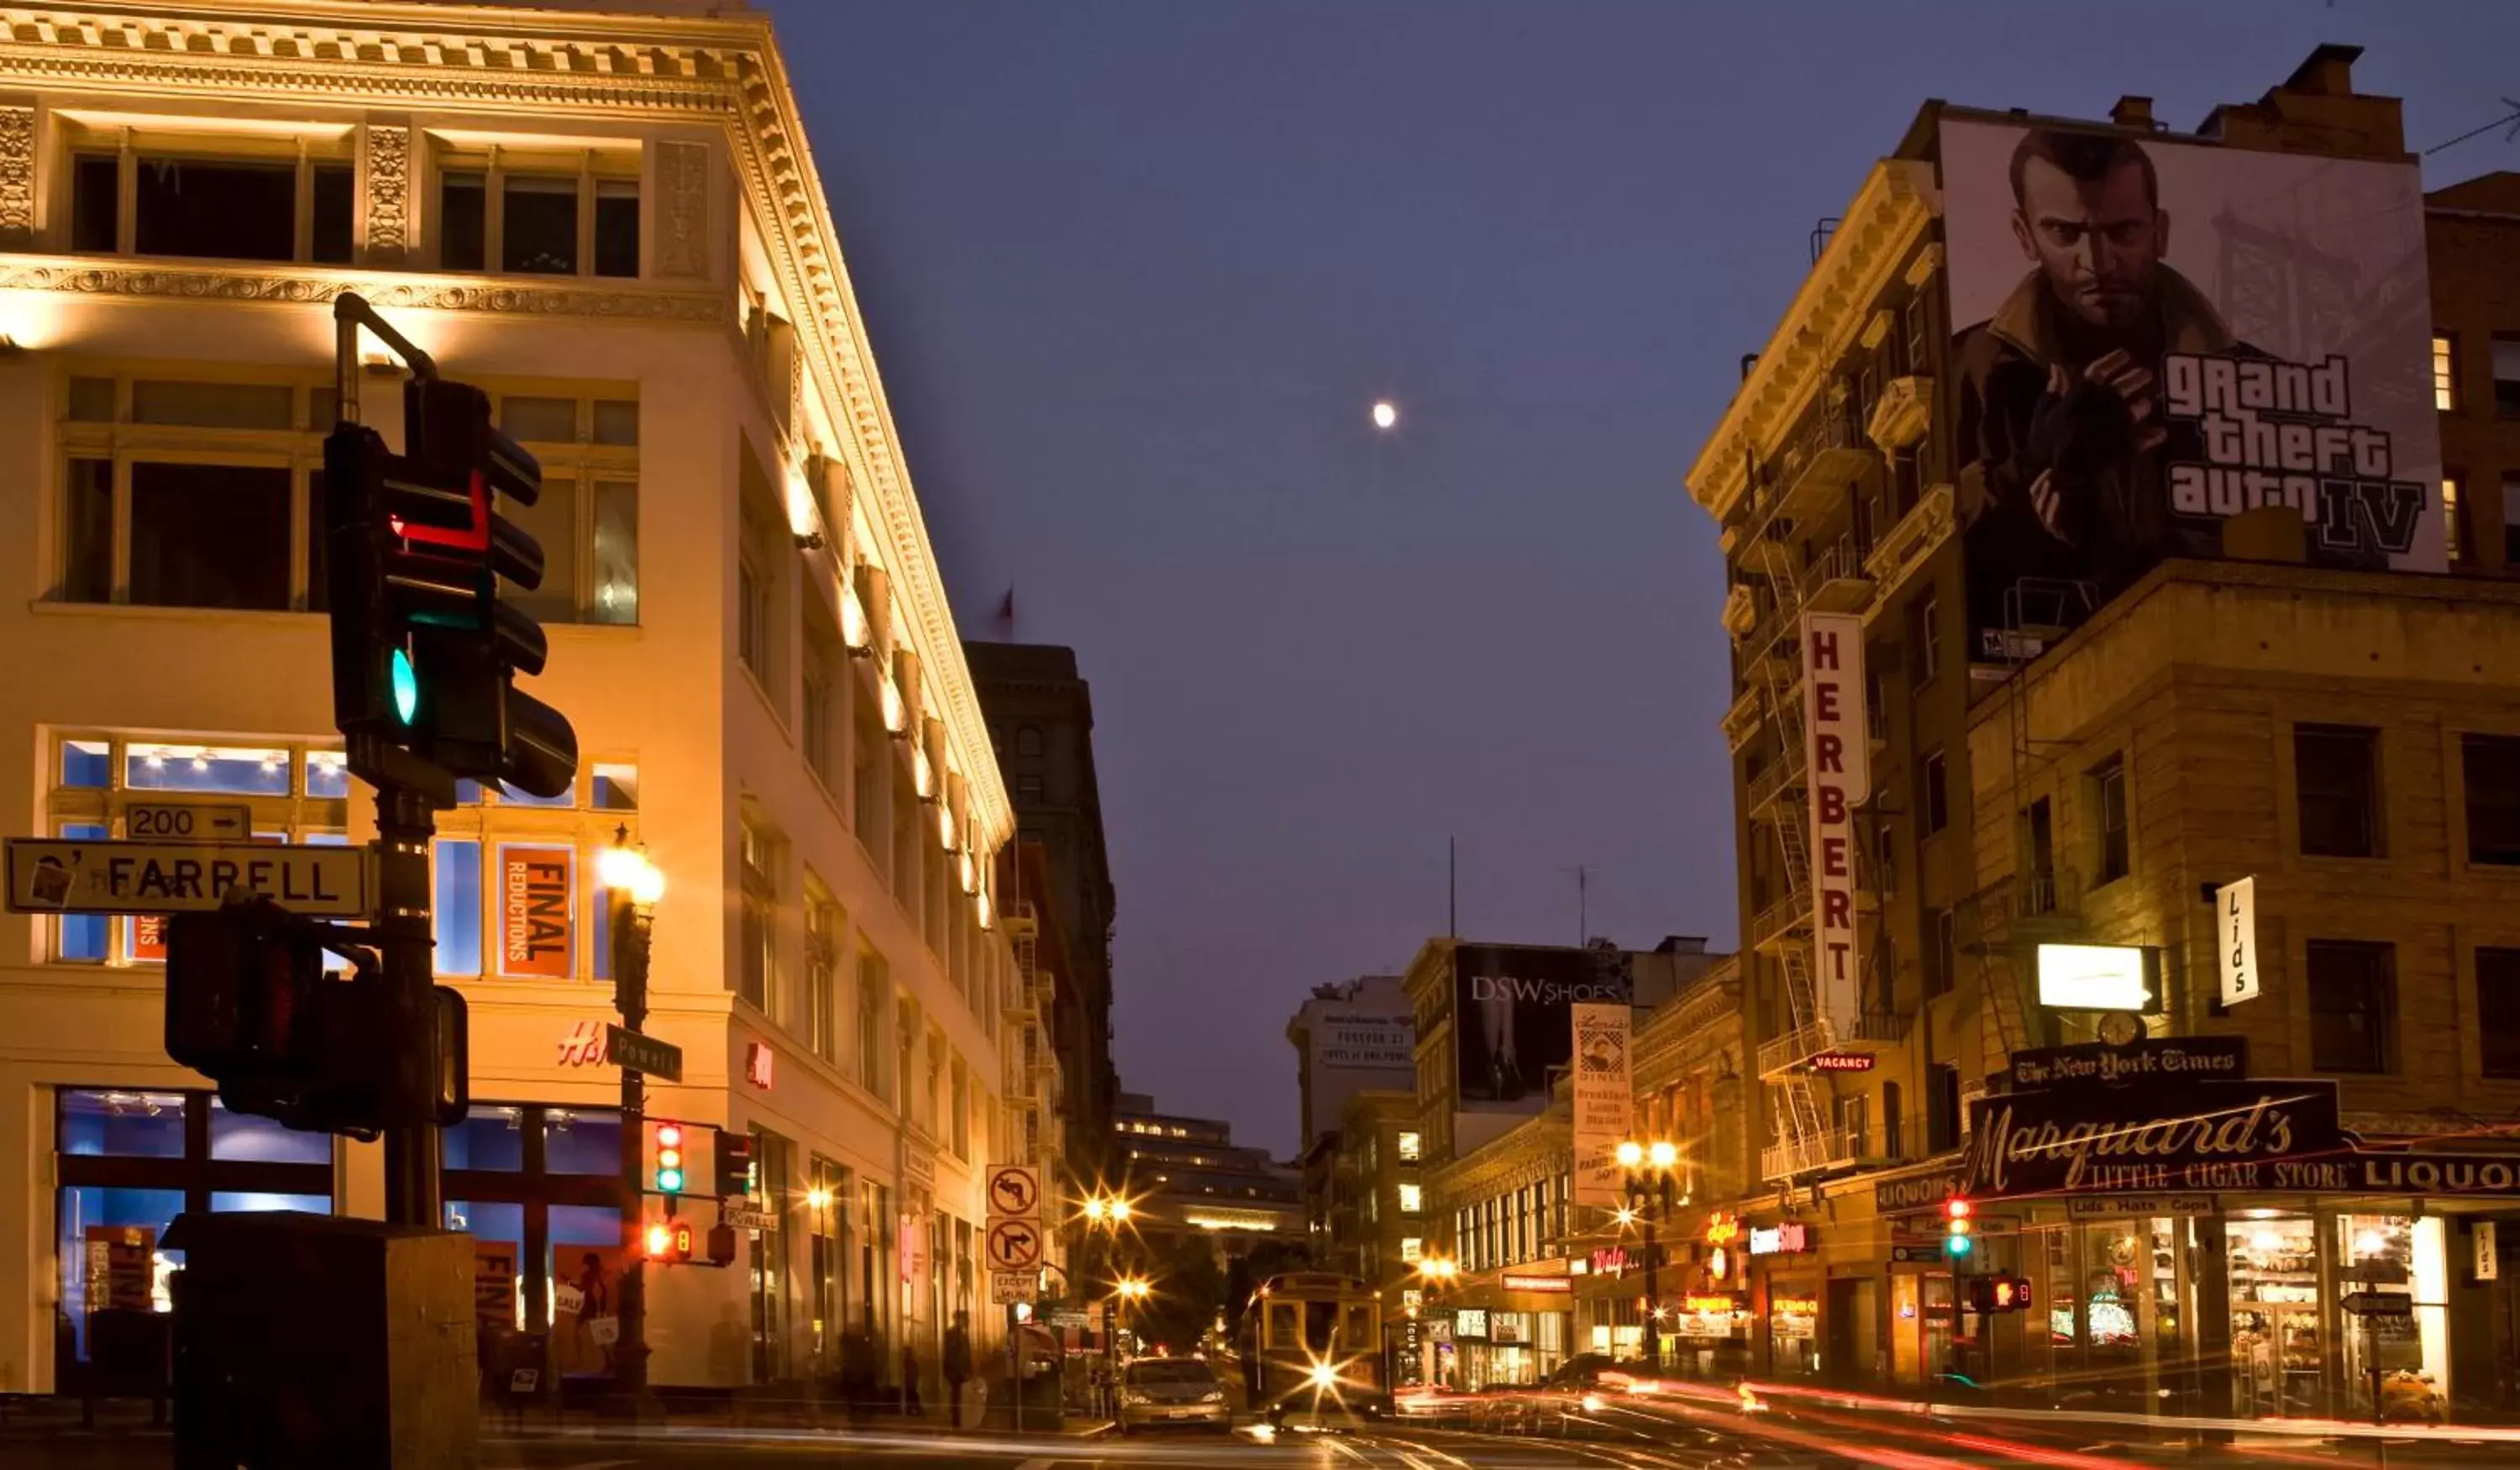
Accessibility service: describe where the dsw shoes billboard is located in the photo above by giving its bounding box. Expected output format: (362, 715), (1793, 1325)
(1942, 118), (2441, 659)
(1454, 944), (1633, 1112)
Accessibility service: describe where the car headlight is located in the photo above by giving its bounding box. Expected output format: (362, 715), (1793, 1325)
(1200, 1389), (1224, 1404)
(1120, 1390), (1149, 1406)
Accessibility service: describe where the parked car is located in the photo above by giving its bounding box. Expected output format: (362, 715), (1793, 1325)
(1116, 1357), (1232, 1435)
(1394, 1382), (1480, 1422)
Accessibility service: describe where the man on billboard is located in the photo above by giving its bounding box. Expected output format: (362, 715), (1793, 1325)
(1955, 128), (2261, 597)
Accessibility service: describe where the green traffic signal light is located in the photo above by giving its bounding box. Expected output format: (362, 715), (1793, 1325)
(658, 1168), (684, 1193)
(1947, 1233), (1973, 1257)
(391, 647), (419, 726)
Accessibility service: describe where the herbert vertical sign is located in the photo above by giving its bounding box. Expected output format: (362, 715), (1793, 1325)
(2216, 876), (2260, 1006)
(1803, 612), (1868, 1033)
(1569, 1002), (1634, 1208)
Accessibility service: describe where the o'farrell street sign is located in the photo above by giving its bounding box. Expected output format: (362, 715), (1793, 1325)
(605, 1025), (684, 1084)
(6, 837), (370, 919)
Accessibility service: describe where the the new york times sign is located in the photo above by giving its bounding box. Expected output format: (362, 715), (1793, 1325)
(1966, 1075), (2520, 1199)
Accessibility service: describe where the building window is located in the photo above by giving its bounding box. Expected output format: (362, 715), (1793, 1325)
(1016, 726), (1044, 759)
(1920, 748), (1948, 836)
(1398, 1182), (1422, 1216)
(1913, 595), (1940, 685)
(1903, 292), (1931, 377)
(2446, 475), (2466, 565)
(493, 391), (641, 625)
(2295, 724), (2381, 858)
(1927, 1063), (1961, 1153)
(2308, 940), (2396, 1074)
(2481, 949), (2520, 1079)
(2505, 473), (2520, 566)
(738, 820), (780, 1015)
(1396, 1131), (1422, 1163)
(806, 888), (842, 1063)
(1928, 906), (1957, 998)
(856, 946), (890, 1099)
(2434, 333), (2458, 412)
(2464, 735), (2520, 865)
(1016, 774), (1043, 805)
(438, 150), (640, 279)
(1400, 1236), (1423, 1264)
(2092, 755), (2129, 884)
(2495, 337), (2520, 419)
(71, 143), (352, 265)
(55, 1089), (336, 1364)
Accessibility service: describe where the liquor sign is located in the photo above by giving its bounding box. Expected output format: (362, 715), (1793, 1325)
(1802, 611), (1867, 1033)
(1570, 1001), (1633, 1207)
(1875, 1170), (1968, 1215)
(497, 844), (574, 979)
(1747, 1221), (1812, 1257)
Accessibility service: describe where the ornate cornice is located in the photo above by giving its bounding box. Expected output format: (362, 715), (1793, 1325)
(0, 1), (1014, 843)
(0, 255), (727, 321)
(1685, 158), (1936, 523)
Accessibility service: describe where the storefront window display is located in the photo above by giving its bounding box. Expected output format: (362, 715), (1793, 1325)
(2337, 1213), (2448, 1422)
(52, 1089), (335, 1368)
(2026, 1216), (2182, 1404)
(2229, 1213), (2322, 1420)
(440, 1103), (630, 1378)
(1769, 1287), (1819, 1376)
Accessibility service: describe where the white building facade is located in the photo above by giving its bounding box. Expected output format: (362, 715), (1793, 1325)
(0, 0), (1059, 1399)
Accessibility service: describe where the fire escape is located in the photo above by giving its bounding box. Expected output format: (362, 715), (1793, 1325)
(1001, 904), (1063, 1182)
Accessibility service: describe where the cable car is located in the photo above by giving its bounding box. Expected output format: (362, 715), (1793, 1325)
(1236, 1271), (1389, 1429)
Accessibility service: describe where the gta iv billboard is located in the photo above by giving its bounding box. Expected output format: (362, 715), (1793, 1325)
(1942, 118), (2441, 660)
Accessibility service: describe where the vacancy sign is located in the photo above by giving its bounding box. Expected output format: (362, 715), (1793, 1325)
(1803, 612), (1868, 1033)
(2216, 876), (2260, 1006)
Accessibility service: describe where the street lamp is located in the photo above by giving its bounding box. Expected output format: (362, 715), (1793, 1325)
(1618, 1139), (1680, 1373)
(601, 825), (664, 1404)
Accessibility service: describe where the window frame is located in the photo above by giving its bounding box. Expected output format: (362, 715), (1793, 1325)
(64, 124), (355, 266)
(45, 735), (353, 965)
(2480, 947), (2520, 1079)
(2307, 938), (2397, 1074)
(424, 764), (640, 984)
(2293, 722), (2382, 860)
(2092, 754), (2130, 885)
(2462, 733), (2520, 867)
(430, 143), (642, 281)
(2433, 333), (2459, 413)
(484, 385), (643, 627)
(2493, 334), (2520, 422)
(1921, 748), (1949, 836)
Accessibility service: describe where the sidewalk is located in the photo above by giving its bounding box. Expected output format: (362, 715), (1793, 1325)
(2, 1392), (1112, 1443)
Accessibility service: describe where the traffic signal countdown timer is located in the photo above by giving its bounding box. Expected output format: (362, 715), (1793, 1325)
(1944, 1198), (1974, 1258)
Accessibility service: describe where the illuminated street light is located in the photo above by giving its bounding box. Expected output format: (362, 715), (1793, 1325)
(1614, 1140), (1644, 1170)
(1371, 401), (1399, 431)
(1084, 1196), (1108, 1222)
(1648, 1140), (1678, 1172)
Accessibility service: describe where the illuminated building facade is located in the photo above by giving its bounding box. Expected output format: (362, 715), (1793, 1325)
(0, 0), (1048, 1402)
(1686, 43), (2520, 1420)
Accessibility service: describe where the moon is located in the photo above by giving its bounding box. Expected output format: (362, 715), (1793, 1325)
(1371, 400), (1399, 431)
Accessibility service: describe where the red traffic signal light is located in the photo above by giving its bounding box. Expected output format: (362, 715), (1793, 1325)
(1966, 1274), (2033, 1313)
(1944, 1198), (1972, 1222)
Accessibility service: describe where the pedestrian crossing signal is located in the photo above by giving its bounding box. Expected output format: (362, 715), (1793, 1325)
(1967, 1274), (2032, 1313)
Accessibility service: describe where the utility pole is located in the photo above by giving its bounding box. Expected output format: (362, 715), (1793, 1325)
(1565, 864), (1593, 947)
(604, 830), (664, 1405)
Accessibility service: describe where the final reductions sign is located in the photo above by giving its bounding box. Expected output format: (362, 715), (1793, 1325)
(1454, 944), (1634, 1113)
(1803, 612), (1867, 1033)
(1964, 1036), (2520, 1200)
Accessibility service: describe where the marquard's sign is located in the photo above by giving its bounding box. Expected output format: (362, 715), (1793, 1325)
(1964, 1075), (2351, 1195)
(1967, 1068), (2520, 1199)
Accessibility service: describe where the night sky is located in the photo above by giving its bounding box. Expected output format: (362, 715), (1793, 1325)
(769, 0), (2520, 1158)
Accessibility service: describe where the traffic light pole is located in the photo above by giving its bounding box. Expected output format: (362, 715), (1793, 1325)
(613, 885), (654, 1402)
(375, 774), (444, 1230)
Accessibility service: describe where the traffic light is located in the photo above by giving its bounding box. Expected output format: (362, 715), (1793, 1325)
(715, 1129), (755, 1200)
(323, 371), (576, 798)
(643, 1220), (696, 1263)
(1943, 1198), (1974, 1259)
(1966, 1274), (2033, 1313)
(164, 899), (469, 1137)
(648, 1120), (688, 1196)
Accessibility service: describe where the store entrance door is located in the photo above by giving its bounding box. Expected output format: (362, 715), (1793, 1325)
(1826, 1278), (1876, 1386)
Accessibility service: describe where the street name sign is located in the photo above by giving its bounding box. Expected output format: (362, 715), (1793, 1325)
(604, 1025), (684, 1083)
(990, 1270), (1038, 1305)
(721, 1204), (774, 1232)
(5, 837), (370, 918)
(125, 801), (253, 842)
(1889, 1244), (1949, 1264)
(984, 1218), (1043, 1271)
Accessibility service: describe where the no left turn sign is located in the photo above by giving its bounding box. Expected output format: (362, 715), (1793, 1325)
(986, 1164), (1041, 1221)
